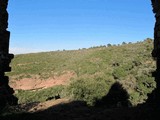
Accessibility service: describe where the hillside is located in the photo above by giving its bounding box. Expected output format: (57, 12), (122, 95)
(1, 39), (158, 119)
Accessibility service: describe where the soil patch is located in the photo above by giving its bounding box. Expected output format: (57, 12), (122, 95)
(10, 71), (75, 90)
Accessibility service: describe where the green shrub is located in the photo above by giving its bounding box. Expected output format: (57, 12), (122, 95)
(16, 85), (65, 104)
(67, 78), (112, 106)
(112, 67), (128, 80)
(130, 92), (141, 105)
(135, 75), (155, 99)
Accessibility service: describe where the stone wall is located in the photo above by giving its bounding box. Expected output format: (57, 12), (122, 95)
(0, 0), (17, 110)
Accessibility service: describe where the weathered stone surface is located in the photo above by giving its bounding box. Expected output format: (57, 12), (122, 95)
(151, 0), (160, 58)
(147, 0), (160, 107)
(0, 0), (8, 33)
(0, 0), (18, 110)
(151, 0), (160, 13)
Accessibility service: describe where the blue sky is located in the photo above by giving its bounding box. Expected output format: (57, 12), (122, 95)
(8, 0), (154, 54)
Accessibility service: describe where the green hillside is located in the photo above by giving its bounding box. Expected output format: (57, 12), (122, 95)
(7, 38), (156, 106)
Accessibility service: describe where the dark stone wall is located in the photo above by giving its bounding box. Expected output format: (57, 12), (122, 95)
(0, 0), (18, 110)
(146, 0), (160, 107)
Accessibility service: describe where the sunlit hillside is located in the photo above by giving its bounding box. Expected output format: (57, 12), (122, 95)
(1, 38), (159, 120)
(6, 38), (155, 106)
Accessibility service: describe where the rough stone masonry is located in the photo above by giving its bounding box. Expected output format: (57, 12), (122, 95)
(146, 0), (160, 107)
(0, 0), (17, 110)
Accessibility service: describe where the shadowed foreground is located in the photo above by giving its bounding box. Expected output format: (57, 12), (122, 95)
(1, 82), (160, 120)
(0, 101), (159, 120)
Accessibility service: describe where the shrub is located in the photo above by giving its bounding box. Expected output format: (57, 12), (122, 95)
(112, 67), (127, 80)
(16, 85), (65, 104)
(67, 78), (111, 106)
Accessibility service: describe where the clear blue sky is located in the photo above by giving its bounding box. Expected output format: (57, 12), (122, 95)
(8, 0), (154, 54)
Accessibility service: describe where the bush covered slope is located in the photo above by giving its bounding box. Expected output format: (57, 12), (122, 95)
(8, 39), (156, 106)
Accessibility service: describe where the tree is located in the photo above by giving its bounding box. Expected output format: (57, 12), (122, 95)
(107, 44), (112, 47)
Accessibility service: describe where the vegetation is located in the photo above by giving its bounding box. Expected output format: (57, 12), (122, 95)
(15, 85), (64, 103)
(7, 38), (156, 106)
